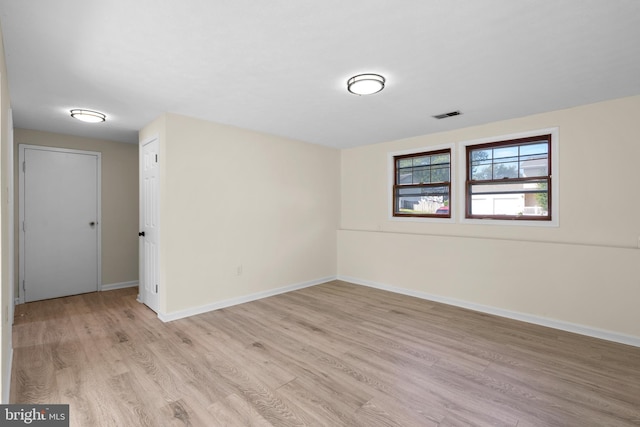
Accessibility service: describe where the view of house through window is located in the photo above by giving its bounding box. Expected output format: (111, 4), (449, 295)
(466, 134), (551, 220)
(393, 148), (451, 217)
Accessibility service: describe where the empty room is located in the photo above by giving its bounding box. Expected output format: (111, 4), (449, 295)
(0, 1), (639, 426)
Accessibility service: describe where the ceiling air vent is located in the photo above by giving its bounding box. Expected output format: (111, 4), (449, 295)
(432, 110), (461, 119)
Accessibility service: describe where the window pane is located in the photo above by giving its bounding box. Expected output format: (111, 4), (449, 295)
(413, 166), (430, 184)
(470, 149), (493, 180)
(431, 154), (450, 165)
(471, 149), (492, 162)
(396, 186), (449, 215)
(398, 159), (413, 168)
(413, 156), (430, 166)
(493, 146), (518, 159)
(493, 161), (518, 179)
(520, 142), (548, 156)
(396, 153), (451, 185)
(470, 141), (550, 181)
(469, 181), (548, 216)
(520, 158), (548, 177)
(397, 171), (412, 185)
(398, 186), (449, 197)
(430, 164), (450, 183)
(520, 143), (548, 177)
(471, 163), (492, 180)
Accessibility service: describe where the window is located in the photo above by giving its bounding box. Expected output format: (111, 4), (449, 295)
(466, 134), (551, 220)
(393, 148), (451, 217)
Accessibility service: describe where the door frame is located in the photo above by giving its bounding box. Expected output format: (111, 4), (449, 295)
(18, 144), (102, 303)
(7, 109), (14, 319)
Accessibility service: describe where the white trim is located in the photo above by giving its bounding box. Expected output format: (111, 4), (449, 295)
(157, 276), (337, 322)
(8, 108), (14, 326)
(457, 127), (559, 227)
(18, 144), (103, 302)
(6, 110), (15, 404)
(101, 281), (139, 291)
(96, 153), (103, 288)
(387, 142), (456, 224)
(3, 348), (12, 404)
(338, 275), (640, 349)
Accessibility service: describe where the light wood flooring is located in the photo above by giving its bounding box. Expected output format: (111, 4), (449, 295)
(11, 280), (640, 426)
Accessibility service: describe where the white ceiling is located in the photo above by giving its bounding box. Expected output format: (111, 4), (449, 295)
(0, 1), (639, 149)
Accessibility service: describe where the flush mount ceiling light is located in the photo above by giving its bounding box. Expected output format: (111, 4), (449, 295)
(347, 73), (385, 95)
(70, 109), (106, 123)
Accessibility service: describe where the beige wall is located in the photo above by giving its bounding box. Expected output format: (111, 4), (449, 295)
(140, 113), (340, 315)
(13, 129), (139, 291)
(339, 95), (640, 341)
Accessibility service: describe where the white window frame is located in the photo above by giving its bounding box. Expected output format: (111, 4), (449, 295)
(458, 127), (559, 227)
(388, 143), (456, 223)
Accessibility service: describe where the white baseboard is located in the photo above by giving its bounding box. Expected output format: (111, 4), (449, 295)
(101, 281), (139, 291)
(158, 276), (337, 322)
(338, 275), (640, 349)
(3, 347), (13, 404)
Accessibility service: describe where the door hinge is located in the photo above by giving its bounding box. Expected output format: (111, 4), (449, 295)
(22, 280), (25, 292)
(155, 154), (158, 163)
(22, 221), (25, 232)
(22, 161), (25, 172)
(155, 284), (158, 293)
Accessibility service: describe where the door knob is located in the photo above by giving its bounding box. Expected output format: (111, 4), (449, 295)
(89, 222), (96, 226)
(139, 231), (145, 237)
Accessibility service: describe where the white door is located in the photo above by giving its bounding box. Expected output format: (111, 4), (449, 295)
(140, 138), (159, 312)
(20, 145), (101, 302)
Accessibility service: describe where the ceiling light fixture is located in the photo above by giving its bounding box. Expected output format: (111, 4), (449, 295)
(70, 109), (106, 123)
(347, 73), (385, 95)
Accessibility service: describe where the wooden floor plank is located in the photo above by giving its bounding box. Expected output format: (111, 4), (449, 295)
(11, 281), (640, 426)
(207, 393), (273, 427)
